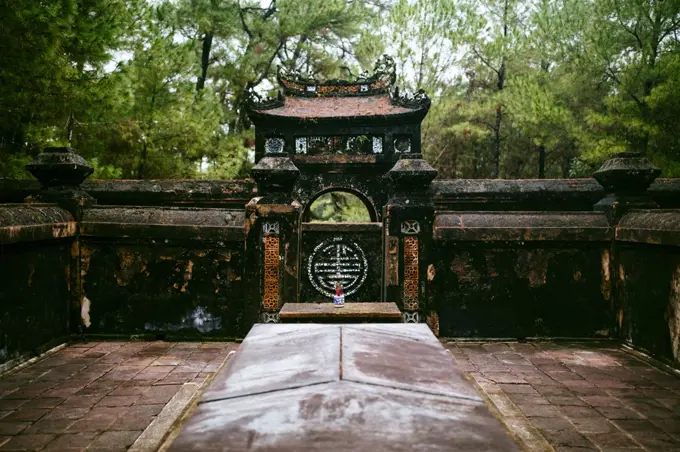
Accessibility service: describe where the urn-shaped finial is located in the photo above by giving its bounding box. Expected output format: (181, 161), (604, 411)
(386, 154), (437, 190)
(593, 152), (661, 224)
(593, 152), (660, 195)
(250, 156), (300, 202)
(26, 146), (94, 189)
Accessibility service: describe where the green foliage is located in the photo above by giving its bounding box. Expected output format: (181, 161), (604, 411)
(388, 0), (680, 179)
(1, 0), (385, 179)
(309, 192), (372, 222)
(2, 0), (679, 180)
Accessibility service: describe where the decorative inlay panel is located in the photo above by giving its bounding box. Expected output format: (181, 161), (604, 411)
(261, 312), (280, 323)
(263, 221), (279, 235)
(394, 136), (411, 153)
(263, 237), (280, 310)
(264, 137), (284, 154)
(403, 311), (419, 323)
(372, 137), (383, 154)
(307, 237), (368, 298)
(403, 236), (419, 311)
(401, 220), (420, 235)
(295, 137), (307, 154)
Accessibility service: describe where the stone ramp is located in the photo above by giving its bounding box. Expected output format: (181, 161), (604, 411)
(167, 324), (520, 451)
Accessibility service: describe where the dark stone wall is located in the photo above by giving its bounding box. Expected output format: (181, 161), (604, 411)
(0, 205), (75, 366)
(432, 243), (611, 338)
(2, 178), (680, 368)
(79, 241), (245, 338)
(616, 210), (680, 364)
(78, 206), (246, 338)
(431, 212), (613, 338)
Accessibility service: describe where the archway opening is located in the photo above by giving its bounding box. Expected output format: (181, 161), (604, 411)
(305, 191), (374, 223)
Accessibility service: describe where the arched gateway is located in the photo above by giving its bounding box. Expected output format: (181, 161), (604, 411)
(243, 56), (437, 324)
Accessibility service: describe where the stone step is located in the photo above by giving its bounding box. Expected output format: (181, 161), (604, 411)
(279, 302), (402, 323)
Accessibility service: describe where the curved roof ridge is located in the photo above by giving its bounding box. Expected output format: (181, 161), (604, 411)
(276, 55), (396, 98)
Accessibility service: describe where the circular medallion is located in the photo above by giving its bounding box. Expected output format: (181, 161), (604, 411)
(307, 237), (368, 298)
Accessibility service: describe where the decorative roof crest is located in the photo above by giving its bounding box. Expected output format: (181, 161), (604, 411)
(245, 87), (284, 110)
(276, 54), (397, 97)
(391, 86), (431, 110)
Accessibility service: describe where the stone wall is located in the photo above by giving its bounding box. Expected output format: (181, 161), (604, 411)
(3, 178), (680, 210)
(78, 206), (246, 338)
(430, 212), (613, 338)
(0, 205), (76, 366)
(615, 210), (680, 365)
(2, 163), (680, 366)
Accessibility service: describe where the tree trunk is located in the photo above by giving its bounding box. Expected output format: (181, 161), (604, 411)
(138, 140), (148, 179)
(491, 0), (509, 179)
(492, 105), (502, 179)
(196, 32), (214, 91)
(538, 145), (546, 178)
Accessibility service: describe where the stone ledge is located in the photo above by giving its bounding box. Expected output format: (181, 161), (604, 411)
(0, 204), (76, 245)
(616, 209), (680, 246)
(434, 211), (612, 242)
(279, 302), (402, 322)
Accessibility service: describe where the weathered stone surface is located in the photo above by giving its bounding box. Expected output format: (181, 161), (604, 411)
(80, 206), (244, 241)
(341, 326), (481, 399)
(618, 238), (680, 363)
(1, 179), (257, 208)
(169, 324), (519, 451)
(250, 156), (300, 203)
(170, 382), (511, 452)
(82, 206), (244, 227)
(3, 178), (680, 210)
(0, 240), (72, 364)
(617, 209), (680, 246)
(386, 156), (438, 189)
(23, 147), (95, 221)
(435, 211), (612, 242)
(593, 152), (662, 224)
(202, 325), (340, 402)
(279, 302), (402, 321)
(0, 205), (75, 245)
(79, 240), (245, 337)
(432, 244), (611, 338)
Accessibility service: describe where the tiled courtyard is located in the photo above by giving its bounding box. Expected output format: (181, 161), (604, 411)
(0, 342), (236, 451)
(445, 341), (680, 451)
(1, 339), (679, 451)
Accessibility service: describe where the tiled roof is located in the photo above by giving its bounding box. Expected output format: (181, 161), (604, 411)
(255, 95), (417, 118)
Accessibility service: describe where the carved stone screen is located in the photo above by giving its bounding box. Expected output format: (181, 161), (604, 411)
(300, 225), (382, 302)
(308, 237), (368, 297)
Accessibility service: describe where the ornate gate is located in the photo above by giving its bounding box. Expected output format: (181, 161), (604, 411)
(243, 56), (437, 323)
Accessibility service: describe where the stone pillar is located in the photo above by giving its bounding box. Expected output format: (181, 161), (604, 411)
(593, 152), (660, 339)
(25, 146), (95, 220)
(25, 146), (95, 334)
(244, 155), (301, 325)
(593, 152), (661, 225)
(385, 153), (437, 329)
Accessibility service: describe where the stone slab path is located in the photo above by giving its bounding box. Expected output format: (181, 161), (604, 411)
(445, 341), (680, 452)
(167, 324), (519, 451)
(0, 341), (236, 451)
(0, 339), (679, 451)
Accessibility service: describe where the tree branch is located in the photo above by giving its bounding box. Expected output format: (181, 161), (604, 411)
(472, 47), (500, 75)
